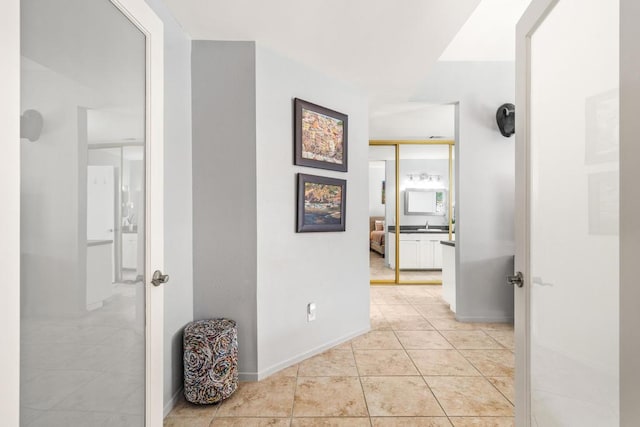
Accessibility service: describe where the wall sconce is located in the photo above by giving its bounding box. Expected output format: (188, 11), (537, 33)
(21, 109), (44, 142)
(496, 103), (515, 137)
(405, 173), (444, 189)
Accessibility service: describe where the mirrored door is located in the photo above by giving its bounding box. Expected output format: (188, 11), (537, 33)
(20, 0), (147, 425)
(369, 141), (455, 285)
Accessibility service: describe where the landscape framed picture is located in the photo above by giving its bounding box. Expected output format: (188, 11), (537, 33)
(297, 173), (346, 232)
(294, 98), (348, 172)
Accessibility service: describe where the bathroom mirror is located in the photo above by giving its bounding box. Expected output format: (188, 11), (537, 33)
(404, 189), (446, 215)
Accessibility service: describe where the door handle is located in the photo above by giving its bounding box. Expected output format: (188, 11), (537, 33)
(507, 271), (524, 288)
(151, 270), (169, 287)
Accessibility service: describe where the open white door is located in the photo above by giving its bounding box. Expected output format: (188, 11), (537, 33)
(1, 0), (164, 425)
(515, 0), (620, 425)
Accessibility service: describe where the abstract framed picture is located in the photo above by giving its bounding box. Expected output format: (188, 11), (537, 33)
(294, 98), (348, 172)
(297, 173), (346, 232)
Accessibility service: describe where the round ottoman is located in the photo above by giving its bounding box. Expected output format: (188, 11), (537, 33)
(183, 318), (238, 404)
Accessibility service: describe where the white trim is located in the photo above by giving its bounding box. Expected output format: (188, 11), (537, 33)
(250, 327), (370, 381)
(514, 1), (560, 426)
(109, 1), (165, 425)
(620, 1), (640, 424)
(0, 1), (21, 424)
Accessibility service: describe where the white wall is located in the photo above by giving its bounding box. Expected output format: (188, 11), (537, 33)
(191, 41), (258, 378)
(255, 45), (370, 376)
(368, 163), (386, 217)
(144, 0), (195, 412)
(414, 61), (515, 322)
(398, 159), (450, 226)
(370, 103), (455, 139)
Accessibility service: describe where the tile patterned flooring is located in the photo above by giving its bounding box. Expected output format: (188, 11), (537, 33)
(165, 285), (514, 427)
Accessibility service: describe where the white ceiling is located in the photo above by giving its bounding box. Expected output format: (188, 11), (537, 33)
(438, 0), (532, 61)
(164, 0), (482, 102)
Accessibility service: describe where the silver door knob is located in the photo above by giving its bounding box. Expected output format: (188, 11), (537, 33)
(151, 270), (169, 287)
(507, 271), (524, 288)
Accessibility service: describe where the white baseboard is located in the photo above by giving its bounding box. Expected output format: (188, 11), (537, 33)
(164, 387), (183, 418)
(248, 326), (370, 381)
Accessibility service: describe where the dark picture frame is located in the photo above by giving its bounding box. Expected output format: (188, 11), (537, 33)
(297, 173), (346, 232)
(294, 98), (348, 172)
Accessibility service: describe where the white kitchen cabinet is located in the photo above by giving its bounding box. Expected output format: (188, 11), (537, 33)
(389, 232), (449, 269)
(122, 232), (138, 269)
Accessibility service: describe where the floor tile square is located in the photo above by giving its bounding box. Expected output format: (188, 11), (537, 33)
(487, 377), (514, 404)
(460, 350), (514, 377)
(424, 377), (514, 417)
(378, 304), (420, 317)
(396, 331), (453, 350)
(407, 350), (480, 376)
(351, 331), (402, 350)
(439, 331), (503, 349)
(387, 315), (435, 330)
(428, 318), (480, 331)
(210, 418), (291, 426)
(449, 417), (515, 427)
(484, 330), (514, 350)
(354, 350), (419, 376)
(216, 376), (296, 417)
(298, 349), (357, 376)
(414, 304), (456, 319)
(371, 418), (453, 427)
(361, 376), (445, 416)
(291, 417), (371, 426)
(293, 377), (368, 417)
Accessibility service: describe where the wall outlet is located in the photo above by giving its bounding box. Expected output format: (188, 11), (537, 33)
(307, 302), (316, 322)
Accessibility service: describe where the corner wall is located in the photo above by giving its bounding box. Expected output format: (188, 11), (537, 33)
(255, 46), (370, 376)
(415, 61), (515, 322)
(191, 41), (259, 377)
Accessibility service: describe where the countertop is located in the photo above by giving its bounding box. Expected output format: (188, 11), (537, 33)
(87, 240), (113, 247)
(388, 226), (453, 234)
(440, 240), (455, 247)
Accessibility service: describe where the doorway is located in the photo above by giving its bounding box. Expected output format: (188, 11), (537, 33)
(369, 140), (455, 285)
(16, 0), (165, 425)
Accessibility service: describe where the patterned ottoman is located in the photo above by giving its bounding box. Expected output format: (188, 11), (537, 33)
(183, 319), (238, 404)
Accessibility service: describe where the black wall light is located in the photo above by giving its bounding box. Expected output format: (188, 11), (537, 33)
(496, 103), (515, 137)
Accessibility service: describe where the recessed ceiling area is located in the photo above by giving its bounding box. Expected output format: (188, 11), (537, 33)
(163, 0), (481, 102)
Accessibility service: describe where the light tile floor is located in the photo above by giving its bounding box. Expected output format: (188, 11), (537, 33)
(165, 285), (514, 427)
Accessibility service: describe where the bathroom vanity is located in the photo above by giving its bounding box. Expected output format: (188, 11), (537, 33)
(387, 226), (453, 270)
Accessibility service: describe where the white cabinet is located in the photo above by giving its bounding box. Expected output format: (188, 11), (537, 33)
(122, 233), (138, 269)
(389, 232), (449, 269)
(441, 242), (456, 312)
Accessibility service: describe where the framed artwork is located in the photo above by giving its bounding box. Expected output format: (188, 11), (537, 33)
(294, 98), (348, 172)
(297, 173), (346, 232)
(381, 180), (386, 204)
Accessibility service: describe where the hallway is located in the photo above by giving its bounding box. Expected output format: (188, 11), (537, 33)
(165, 285), (514, 426)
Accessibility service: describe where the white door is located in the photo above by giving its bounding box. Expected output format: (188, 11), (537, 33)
(87, 166), (116, 242)
(515, 0), (619, 426)
(1, 0), (165, 425)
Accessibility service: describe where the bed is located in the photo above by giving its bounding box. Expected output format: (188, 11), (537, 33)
(369, 216), (385, 256)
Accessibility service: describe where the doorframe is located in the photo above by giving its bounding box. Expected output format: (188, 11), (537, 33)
(514, 1), (559, 425)
(369, 139), (455, 286)
(0, 0), (21, 424)
(0, 0), (165, 424)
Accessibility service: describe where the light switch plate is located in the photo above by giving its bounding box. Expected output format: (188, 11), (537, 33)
(307, 302), (316, 322)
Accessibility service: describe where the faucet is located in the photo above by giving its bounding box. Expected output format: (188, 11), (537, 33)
(424, 219), (429, 229)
